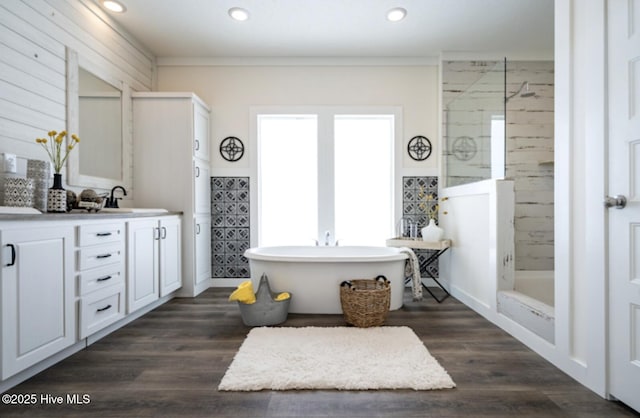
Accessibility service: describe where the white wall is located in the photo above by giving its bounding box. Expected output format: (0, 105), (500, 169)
(555, 0), (608, 397)
(0, 0), (153, 193)
(156, 63), (439, 176)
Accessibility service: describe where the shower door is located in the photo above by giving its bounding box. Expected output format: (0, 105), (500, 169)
(607, 0), (640, 411)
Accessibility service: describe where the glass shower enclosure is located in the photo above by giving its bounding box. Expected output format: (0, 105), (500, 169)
(443, 60), (506, 187)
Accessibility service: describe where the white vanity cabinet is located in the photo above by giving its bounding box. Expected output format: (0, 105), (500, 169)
(0, 213), (182, 392)
(76, 222), (126, 339)
(127, 216), (181, 313)
(0, 224), (75, 380)
(132, 92), (212, 297)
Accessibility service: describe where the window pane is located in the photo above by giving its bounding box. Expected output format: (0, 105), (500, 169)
(258, 115), (318, 246)
(334, 115), (394, 246)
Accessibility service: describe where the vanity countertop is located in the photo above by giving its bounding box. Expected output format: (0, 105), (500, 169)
(0, 210), (183, 221)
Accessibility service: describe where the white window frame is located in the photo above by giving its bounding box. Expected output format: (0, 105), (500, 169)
(249, 106), (403, 247)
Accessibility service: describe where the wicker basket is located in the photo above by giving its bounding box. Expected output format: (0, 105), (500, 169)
(339, 275), (390, 327)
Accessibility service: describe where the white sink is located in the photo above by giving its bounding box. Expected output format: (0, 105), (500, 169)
(100, 208), (169, 213)
(0, 206), (42, 214)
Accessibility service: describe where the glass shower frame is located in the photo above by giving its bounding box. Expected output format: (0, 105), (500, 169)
(443, 60), (506, 188)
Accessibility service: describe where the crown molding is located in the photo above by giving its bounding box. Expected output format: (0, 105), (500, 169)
(156, 56), (440, 67)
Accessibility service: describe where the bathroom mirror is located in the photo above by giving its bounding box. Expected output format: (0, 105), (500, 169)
(78, 67), (122, 179)
(66, 48), (132, 190)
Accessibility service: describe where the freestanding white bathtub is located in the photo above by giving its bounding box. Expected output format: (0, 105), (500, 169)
(244, 246), (409, 314)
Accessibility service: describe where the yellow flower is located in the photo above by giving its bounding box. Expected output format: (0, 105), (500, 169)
(35, 129), (80, 174)
(418, 187), (439, 220)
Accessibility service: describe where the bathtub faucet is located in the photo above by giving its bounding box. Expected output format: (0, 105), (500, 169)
(314, 231), (337, 246)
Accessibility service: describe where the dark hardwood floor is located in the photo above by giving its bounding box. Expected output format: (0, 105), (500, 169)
(0, 287), (637, 418)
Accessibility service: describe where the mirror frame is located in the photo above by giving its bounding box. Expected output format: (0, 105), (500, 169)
(66, 47), (132, 191)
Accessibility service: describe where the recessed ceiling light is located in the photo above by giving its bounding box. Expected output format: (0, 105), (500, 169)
(102, 0), (127, 13)
(387, 7), (407, 22)
(228, 7), (250, 21)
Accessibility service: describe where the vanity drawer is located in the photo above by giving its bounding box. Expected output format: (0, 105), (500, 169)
(79, 283), (125, 339)
(78, 223), (124, 247)
(78, 264), (124, 296)
(77, 243), (123, 271)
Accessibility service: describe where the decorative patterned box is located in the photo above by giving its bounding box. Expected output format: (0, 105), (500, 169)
(26, 159), (50, 212)
(3, 177), (34, 207)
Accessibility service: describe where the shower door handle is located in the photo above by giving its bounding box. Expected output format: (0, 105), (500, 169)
(604, 195), (627, 209)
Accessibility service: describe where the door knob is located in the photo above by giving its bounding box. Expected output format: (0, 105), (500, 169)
(604, 195), (627, 209)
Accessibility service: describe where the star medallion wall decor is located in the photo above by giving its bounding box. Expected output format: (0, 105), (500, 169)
(407, 136), (432, 161)
(451, 136), (477, 161)
(220, 136), (245, 162)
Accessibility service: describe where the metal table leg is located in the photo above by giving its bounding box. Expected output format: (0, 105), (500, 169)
(419, 248), (451, 303)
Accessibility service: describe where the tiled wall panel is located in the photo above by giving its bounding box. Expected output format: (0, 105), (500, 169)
(402, 176), (440, 277)
(211, 177), (250, 278)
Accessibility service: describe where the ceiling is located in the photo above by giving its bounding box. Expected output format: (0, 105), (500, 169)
(100, 0), (554, 59)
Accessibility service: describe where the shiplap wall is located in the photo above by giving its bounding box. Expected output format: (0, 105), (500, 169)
(505, 61), (554, 271)
(0, 0), (154, 191)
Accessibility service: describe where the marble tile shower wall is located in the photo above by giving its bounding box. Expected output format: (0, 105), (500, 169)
(403, 176), (440, 278)
(211, 177), (250, 278)
(442, 60), (555, 271)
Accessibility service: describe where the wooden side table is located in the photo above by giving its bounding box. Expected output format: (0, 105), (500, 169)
(386, 238), (452, 303)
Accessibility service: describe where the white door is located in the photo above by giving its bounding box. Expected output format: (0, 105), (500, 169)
(608, 0), (640, 411)
(127, 219), (159, 313)
(1, 226), (75, 379)
(195, 215), (211, 285)
(159, 217), (182, 297)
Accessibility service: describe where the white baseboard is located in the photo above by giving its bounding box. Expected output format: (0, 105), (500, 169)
(210, 278), (245, 287)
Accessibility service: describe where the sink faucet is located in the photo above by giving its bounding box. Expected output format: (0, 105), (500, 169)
(104, 186), (127, 208)
(324, 230), (331, 246)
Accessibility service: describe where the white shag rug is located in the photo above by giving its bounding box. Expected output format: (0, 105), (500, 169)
(218, 326), (456, 391)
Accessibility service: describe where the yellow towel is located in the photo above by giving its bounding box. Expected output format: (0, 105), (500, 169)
(275, 292), (290, 301)
(228, 281), (256, 304)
